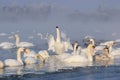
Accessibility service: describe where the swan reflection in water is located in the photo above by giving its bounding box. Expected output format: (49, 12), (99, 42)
(1, 63), (45, 76)
(4, 66), (23, 75)
(95, 59), (114, 67)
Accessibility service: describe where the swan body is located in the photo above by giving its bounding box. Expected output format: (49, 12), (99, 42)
(4, 48), (24, 67)
(54, 41), (65, 55)
(17, 42), (34, 48)
(0, 42), (15, 49)
(4, 59), (23, 67)
(14, 34), (34, 48)
(64, 55), (88, 63)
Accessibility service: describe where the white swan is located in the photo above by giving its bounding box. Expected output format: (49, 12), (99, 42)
(14, 34), (34, 48)
(0, 42), (15, 50)
(23, 48), (50, 64)
(4, 48), (25, 67)
(88, 39), (114, 60)
(54, 26), (66, 54)
(55, 41), (95, 63)
(47, 26), (72, 54)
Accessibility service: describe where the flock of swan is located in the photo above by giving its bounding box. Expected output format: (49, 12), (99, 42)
(0, 26), (120, 69)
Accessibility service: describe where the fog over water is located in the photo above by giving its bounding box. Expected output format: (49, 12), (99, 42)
(0, 1), (120, 41)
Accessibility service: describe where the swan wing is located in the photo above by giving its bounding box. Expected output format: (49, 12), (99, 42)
(24, 50), (36, 58)
(63, 41), (73, 51)
(47, 34), (55, 51)
(18, 42), (34, 48)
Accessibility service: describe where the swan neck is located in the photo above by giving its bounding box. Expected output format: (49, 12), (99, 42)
(17, 49), (23, 64)
(56, 28), (61, 42)
(108, 45), (112, 53)
(90, 39), (95, 46)
(87, 44), (94, 61)
(73, 43), (78, 53)
(15, 35), (20, 47)
(87, 44), (94, 55)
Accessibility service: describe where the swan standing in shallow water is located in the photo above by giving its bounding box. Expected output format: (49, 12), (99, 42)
(14, 34), (34, 48)
(4, 48), (25, 67)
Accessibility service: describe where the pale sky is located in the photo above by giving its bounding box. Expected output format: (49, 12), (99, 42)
(0, 0), (120, 12)
(0, 0), (120, 40)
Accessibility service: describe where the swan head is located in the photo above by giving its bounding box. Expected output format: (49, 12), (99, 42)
(23, 48), (31, 54)
(73, 41), (80, 54)
(56, 26), (59, 28)
(14, 34), (19, 39)
(89, 38), (95, 46)
(18, 47), (25, 51)
(74, 41), (79, 49)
